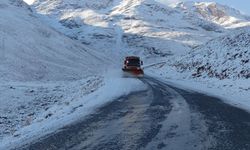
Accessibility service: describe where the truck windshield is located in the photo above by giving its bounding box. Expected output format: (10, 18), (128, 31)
(127, 59), (140, 67)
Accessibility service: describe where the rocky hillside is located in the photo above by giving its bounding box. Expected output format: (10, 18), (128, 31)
(174, 27), (250, 80)
(0, 0), (105, 81)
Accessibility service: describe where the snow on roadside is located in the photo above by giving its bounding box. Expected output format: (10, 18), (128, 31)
(0, 70), (146, 149)
(146, 66), (250, 112)
(0, 76), (102, 149)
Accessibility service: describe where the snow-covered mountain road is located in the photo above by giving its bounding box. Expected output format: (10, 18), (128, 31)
(19, 76), (250, 150)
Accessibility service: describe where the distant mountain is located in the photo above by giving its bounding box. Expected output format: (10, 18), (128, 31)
(174, 1), (250, 28)
(0, 0), (105, 81)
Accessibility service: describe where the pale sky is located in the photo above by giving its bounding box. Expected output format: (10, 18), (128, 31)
(158, 0), (250, 15)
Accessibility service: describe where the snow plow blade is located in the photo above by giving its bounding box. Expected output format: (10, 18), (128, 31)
(122, 69), (144, 78)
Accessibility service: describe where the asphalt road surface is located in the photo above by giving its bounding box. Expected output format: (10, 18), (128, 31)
(21, 76), (250, 150)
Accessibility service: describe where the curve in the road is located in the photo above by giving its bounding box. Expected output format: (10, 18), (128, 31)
(19, 76), (250, 150)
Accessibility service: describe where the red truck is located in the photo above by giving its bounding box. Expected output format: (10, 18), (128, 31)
(122, 56), (144, 77)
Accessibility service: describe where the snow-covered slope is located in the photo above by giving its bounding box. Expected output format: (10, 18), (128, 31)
(31, 0), (128, 58)
(0, 0), (105, 81)
(174, 27), (250, 80)
(30, 0), (250, 59)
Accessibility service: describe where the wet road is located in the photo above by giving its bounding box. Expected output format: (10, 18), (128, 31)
(21, 77), (250, 150)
